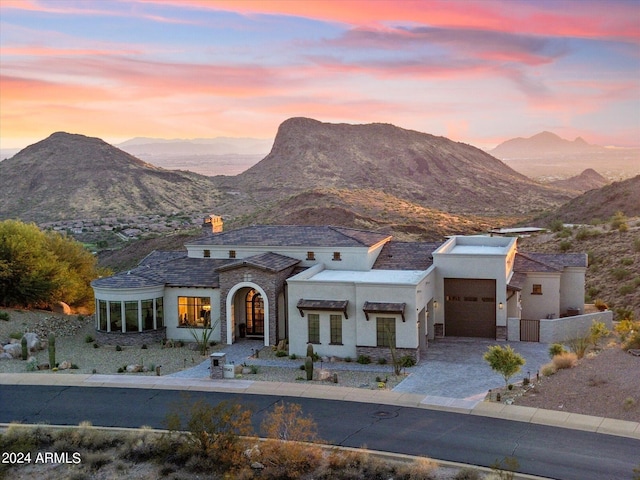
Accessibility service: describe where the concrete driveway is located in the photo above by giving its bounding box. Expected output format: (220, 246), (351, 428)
(392, 337), (551, 402)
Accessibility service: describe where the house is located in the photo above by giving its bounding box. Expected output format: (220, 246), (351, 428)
(91, 222), (608, 360)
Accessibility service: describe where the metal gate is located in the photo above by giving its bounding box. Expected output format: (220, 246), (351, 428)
(520, 319), (540, 342)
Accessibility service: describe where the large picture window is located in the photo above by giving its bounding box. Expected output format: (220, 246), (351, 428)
(156, 297), (164, 328)
(125, 301), (138, 332)
(142, 299), (154, 330)
(178, 296), (211, 328)
(308, 313), (320, 344)
(98, 300), (107, 331)
(330, 314), (342, 344)
(109, 301), (122, 332)
(376, 317), (396, 348)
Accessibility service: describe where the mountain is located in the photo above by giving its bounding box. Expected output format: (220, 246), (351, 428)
(491, 131), (603, 158)
(536, 175), (640, 224)
(490, 132), (639, 181)
(548, 168), (609, 193)
(0, 132), (223, 223)
(221, 117), (571, 215)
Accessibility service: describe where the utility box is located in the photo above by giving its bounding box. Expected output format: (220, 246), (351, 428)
(223, 363), (235, 379)
(210, 353), (226, 379)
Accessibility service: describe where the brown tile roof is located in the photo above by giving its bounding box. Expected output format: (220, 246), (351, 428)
(217, 252), (300, 273)
(514, 252), (588, 273)
(507, 272), (527, 291)
(296, 299), (349, 318)
(186, 225), (391, 248)
(372, 241), (441, 270)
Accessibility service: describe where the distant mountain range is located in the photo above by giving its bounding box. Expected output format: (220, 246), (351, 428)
(3, 119), (635, 240)
(491, 131), (638, 181)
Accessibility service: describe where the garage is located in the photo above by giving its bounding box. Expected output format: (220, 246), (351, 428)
(444, 278), (496, 338)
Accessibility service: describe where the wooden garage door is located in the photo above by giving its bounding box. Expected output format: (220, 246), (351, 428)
(444, 278), (496, 338)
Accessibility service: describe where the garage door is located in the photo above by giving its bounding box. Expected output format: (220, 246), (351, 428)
(444, 278), (496, 338)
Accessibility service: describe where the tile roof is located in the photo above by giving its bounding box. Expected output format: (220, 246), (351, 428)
(185, 225), (391, 248)
(507, 272), (527, 291)
(217, 252), (300, 273)
(296, 299), (349, 318)
(362, 301), (406, 321)
(92, 255), (233, 289)
(372, 241), (441, 270)
(514, 252), (588, 273)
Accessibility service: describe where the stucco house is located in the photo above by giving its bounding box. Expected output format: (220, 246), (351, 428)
(92, 221), (608, 361)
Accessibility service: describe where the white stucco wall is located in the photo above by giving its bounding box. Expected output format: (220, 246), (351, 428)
(520, 273), (560, 320)
(539, 311), (613, 343)
(559, 267), (586, 315)
(164, 287), (221, 342)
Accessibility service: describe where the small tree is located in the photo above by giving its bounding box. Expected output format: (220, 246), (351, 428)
(589, 321), (610, 349)
(483, 345), (525, 387)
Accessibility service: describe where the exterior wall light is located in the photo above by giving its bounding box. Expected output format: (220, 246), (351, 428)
(499, 302), (504, 310)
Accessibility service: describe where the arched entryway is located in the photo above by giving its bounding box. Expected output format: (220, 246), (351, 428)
(225, 282), (270, 346)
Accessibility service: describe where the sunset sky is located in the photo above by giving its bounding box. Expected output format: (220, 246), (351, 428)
(1, 0), (639, 150)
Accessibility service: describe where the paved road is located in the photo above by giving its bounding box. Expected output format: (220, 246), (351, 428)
(2, 385), (638, 480)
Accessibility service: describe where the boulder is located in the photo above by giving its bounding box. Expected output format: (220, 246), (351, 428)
(52, 302), (72, 314)
(126, 364), (143, 373)
(23, 332), (40, 352)
(318, 369), (331, 381)
(3, 343), (22, 358)
(37, 363), (50, 370)
(0, 352), (13, 360)
(58, 360), (72, 370)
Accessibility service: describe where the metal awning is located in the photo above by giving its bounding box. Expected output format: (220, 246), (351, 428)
(362, 301), (406, 322)
(297, 299), (349, 318)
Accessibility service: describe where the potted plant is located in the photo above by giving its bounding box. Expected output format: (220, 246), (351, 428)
(239, 323), (246, 338)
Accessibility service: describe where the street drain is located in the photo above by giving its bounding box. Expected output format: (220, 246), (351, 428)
(372, 410), (398, 419)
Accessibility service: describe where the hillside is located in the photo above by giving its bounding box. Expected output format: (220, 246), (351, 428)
(548, 168), (609, 193)
(0, 132), (224, 223)
(220, 118), (571, 216)
(536, 175), (640, 225)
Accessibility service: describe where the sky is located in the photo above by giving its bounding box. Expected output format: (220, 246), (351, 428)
(1, 0), (639, 150)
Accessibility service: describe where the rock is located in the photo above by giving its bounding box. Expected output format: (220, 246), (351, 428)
(126, 364), (143, 373)
(251, 462), (265, 470)
(52, 302), (72, 314)
(23, 332), (40, 352)
(0, 353), (13, 360)
(3, 343), (22, 358)
(330, 356), (338, 363)
(242, 367), (252, 374)
(321, 356), (330, 363)
(37, 363), (50, 370)
(318, 369), (331, 381)
(58, 360), (72, 370)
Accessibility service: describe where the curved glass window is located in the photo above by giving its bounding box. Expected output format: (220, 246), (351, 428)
(109, 301), (122, 332)
(95, 297), (165, 332)
(142, 300), (154, 330)
(125, 301), (138, 332)
(98, 300), (107, 331)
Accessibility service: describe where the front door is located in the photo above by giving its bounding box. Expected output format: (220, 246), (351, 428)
(245, 289), (264, 336)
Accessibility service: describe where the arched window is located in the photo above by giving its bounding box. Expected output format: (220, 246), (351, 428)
(245, 289), (264, 336)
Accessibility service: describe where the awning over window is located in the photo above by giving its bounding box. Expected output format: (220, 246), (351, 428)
(362, 301), (406, 322)
(297, 299), (348, 318)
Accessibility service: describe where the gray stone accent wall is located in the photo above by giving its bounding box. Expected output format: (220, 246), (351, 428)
(95, 327), (166, 346)
(356, 345), (419, 364)
(219, 265), (297, 346)
(496, 326), (507, 341)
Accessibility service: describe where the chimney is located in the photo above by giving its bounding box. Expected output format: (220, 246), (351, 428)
(202, 214), (223, 234)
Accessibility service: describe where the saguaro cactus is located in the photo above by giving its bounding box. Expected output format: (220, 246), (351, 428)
(48, 333), (56, 368)
(305, 356), (313, 381)
(21, 336), (28, 360)
(306, 343), (314, 358)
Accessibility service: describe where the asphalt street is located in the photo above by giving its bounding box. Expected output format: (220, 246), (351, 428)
(1, 385), (638, 480)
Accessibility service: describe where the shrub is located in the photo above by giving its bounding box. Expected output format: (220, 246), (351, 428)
(483, 345), (525, 386)
(454, 467), (483, 480)
(289, 353), (297, 360)
(567, 336), (589, 359)
(344, 356), (352, 362)
(549, 219), (564, 232)
(548, 343), (567, 358)
(84, 334), (94, 343)
(115, 345), (122, 351)
(615, 306), (635, 322)
(610, 211), (628, 230)
(275, 350), (288, 357)
(623, 330), (640, 351)
(399, 355), (416, 368)
(621, 257), (634, 266)
(9, 331), (22, 340)
(552, 352), (578, 369)
(559, 240), (572, 252)
(93, 343), (99, 348)
(620, 285), (634, 295)
(615, 319), (640, 341)
(377, 357), (387, 365)
(634, 237), (640, 252)
(357, 355), (371, 364)
(612, 268), (631, 281)
(576, 228), (599, 241)
(593, 298), (607, 311)
(0, 311), (10, 321)
(589, 321), (610, 348)
(141, 344), (147, 349)
(556, 228), (572, 239)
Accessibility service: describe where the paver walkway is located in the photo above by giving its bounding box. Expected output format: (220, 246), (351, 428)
(170, 337), (551, 406)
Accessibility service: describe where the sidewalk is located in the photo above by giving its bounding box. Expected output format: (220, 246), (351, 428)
(1, 372), (638, 440)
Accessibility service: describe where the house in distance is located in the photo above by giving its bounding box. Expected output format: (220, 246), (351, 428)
(91, 217), (611, 361)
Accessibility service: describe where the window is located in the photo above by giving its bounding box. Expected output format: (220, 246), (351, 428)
(98, 300), (107, 331)
(306, 251), (315, 260)
(229, 250), (236, 259)
(178, 296), (211, 327)
(109, 301), (122, 332)
(330, 314), (342, 344)
(332, 252), (341, 261)
(532, 284), (543, 295)
(376, 317), (396, 347)
(463, 296), (478, 302)
(203, 249), (210, 258)
(142, 299), (154, 330)
(245, 289), (264, 336)
(125, 301), (138, 332)
(155, 297), (164, 328)
(308, 313), (320, 344)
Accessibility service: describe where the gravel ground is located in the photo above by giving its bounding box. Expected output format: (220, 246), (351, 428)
(0, 309), (407, 389)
